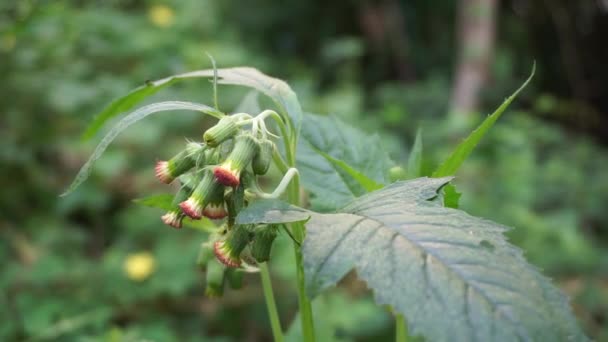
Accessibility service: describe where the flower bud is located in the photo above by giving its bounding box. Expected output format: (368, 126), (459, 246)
(203, 186), (228, 219)
(160, 181), (193, 228)
(213, 225), (251, 268)
(204, 116), (239, 147)
(214, 135), (259, 187)
(204, 148), (220, 165)
(205, 259), (225, 297)
(196, 242), (214, 271)
(179, 171), (222, 219)
(161, 210), (184, 229)
(252, 139), (274, 175)
(155, 145), (201, 184)
(251, 226), (278, 263)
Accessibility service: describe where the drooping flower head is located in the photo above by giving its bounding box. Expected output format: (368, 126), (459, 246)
(252, 139), (274, 175)
(203, 186), (228, 219)
(179, 170), (222, 219)
(213, 224), (251, 268)
(204, 116), (239, 147)
(161, 210), (184, 229)
(214, 134), (259, 187)
(250, 225), (278, 263)
(154, 142), (203, 184)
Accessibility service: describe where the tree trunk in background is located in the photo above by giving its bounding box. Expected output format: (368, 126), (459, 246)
(449, 0), (498, 116)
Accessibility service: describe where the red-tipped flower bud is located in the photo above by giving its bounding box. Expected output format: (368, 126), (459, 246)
(203, 186), (228, 219)
(154, 144), (202, 184)
(179, 171), (222, 219)
(214, 135), (259, 187)
(161, 210), (184, 229)
(252, 139), (274, 175)
(204, 116), (239, 147)
(160, 180), (195, 228)
(213, 225), (251, 268)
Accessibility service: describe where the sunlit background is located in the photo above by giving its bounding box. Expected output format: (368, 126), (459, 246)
(1, 0), (607, 340)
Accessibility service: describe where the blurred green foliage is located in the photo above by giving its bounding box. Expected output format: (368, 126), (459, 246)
(1, 0), (607, 340)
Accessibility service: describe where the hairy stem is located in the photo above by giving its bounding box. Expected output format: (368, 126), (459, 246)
(260, 263), (284, 342)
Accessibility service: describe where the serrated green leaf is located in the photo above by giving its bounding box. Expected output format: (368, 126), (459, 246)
(432, 63), (535, 178)
(83, 67), (302, 139)
(407, 128), (423, 178)
(237, 177), (586, 341)
(133, 194), (175, 211)
(61, 101), (217, 196)
(297, 113), (391, 211)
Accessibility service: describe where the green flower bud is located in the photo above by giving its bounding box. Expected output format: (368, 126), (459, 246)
(252, 139), (274, 175)
(204, 116), (239, 147)
(251, 226), (278, 263)
(226, 268), (244, 290)
(196, 242), (214, 271)
(204, 148), (220, 165)
(179, 171), (222, 219)
(214, 225), (251, 268)
(205, 259), (225, 297)
(214, 135), (259, 187)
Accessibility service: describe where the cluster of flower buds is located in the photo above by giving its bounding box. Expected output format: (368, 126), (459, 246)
(154, 113), (285, 296)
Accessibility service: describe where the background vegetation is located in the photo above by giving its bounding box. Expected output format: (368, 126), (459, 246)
(1, 0), (607, 340)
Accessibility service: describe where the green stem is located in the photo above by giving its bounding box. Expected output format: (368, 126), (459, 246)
(278, 106), (315, 342)
(395, 314), (407, 342)
(288, 176), (315, 342)
(260, 263), (284, 342)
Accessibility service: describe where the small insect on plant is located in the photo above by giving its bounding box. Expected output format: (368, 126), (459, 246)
(63, 60), (587, 341)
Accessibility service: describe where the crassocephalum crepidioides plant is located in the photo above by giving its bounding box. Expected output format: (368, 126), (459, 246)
(62, 62), (587, 342)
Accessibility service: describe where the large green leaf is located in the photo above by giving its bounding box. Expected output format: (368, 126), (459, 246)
(236, 178), (585, 341)
(432, 63), (535, 178)
(83, 67), (302, 139)
(296, 113), (391, 211)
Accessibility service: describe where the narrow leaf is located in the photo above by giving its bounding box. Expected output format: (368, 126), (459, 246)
(61, 101), (216, 196)
(83, 67), (302, 139)
(236, 199), (310, 225)
(432, 63), (535, 178)
(82, 80), (180, 139)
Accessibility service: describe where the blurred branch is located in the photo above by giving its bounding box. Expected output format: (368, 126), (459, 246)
(449, 0), (498, 116)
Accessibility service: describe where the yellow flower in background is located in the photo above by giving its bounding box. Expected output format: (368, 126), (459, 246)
(148, 5), (175, 28)
(124, 252), (156, 281)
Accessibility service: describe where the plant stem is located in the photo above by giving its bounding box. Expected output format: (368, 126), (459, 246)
(396, 314), (408, 342)
(280, 107), (315, 341)
(260, 262), (284, 342)
(288, 176), (316, 342)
